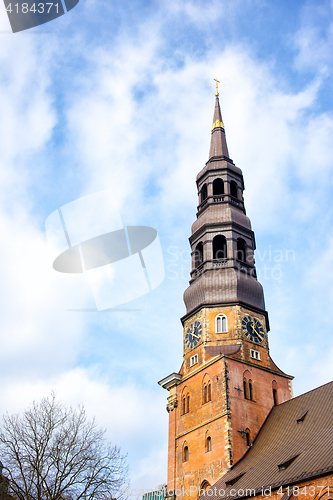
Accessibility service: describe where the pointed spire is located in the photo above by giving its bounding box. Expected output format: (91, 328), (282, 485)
(208, 94), (230, 160)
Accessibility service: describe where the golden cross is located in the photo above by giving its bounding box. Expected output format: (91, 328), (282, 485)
(211, 78), (225, 96)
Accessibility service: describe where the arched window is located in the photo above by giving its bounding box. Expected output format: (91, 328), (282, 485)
(183, 444), (189, 462)
(195, 242), (203, 268)
(201, 184), (208, 203)
(245, 429), (251, 447)
(249, 380), (253, 401)
(207, 382), (211, 402)
(273, 389), (278, 406)
(230, 180), (238, 198)
(237, 238), (247, 262)
(205, 436), (212, 452)
(182, 389), (190, 414)
(216, 314), (228, 333)
(202, 378), (212, 404)
(213, 235), (227, 259)
(243, 379), (248, 400)
(203, 384), (207, 404)
(272, 380), (279, 405)
(200, 481), (211, 494)
(213, 178), (224, 195)
(243, 370), (252, 400)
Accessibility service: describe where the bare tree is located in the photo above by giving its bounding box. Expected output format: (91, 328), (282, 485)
(0, 394), (128, 500)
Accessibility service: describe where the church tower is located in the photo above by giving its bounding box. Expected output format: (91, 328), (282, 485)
(158, 89), (294, 500)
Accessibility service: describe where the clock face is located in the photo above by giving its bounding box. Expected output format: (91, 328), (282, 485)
(241, 315), (265, 344)
(185, 320), (203, 350)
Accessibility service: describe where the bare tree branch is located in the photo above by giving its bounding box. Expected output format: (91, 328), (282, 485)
(0, 394), (128, 500)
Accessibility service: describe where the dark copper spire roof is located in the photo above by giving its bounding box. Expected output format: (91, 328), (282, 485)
(182, 91), (267, 326)
(208, 94), (230, 160)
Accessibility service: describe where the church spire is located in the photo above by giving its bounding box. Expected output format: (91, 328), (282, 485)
(208, 90), (229, 160)
(183, 91), (267, 326)
(159, 92), (292, 500)
(159, 91), (293, 499)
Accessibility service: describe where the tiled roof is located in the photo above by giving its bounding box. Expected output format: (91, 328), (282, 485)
(201, 381), (333, 500)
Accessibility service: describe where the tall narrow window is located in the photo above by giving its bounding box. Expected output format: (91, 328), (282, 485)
(273, 389), (278, 406)
(243, 379), (248, 400)
(203, 380), (211, 404)
(182, 390), (190, 414)
(203, 385), (208, 404)
(237, 238), (247, 262)
(213, 235), (227, 259)
(183, 445), (189, 462)
(201, 184), (208, 203)
(230, 180), (238, 198)
(216, 314), (227, 333)
(213, 178), (224, 195)
(206, 436), (212, 452)
(207, 382), (211, 402)
(249, 380), (253, 401)
(245, 429), (251, 447)
(195, 242), (204, 268)
(272, 381), (279, 405)
(272, 380), (279, 406)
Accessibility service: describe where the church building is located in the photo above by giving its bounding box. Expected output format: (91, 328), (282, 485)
(158, 88), (333, 500)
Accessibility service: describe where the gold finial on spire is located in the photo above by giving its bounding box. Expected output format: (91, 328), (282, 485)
(210, 79), (225, 130)
(211, 78), (225, 96)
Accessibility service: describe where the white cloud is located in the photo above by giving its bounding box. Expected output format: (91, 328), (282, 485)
(63, 40), (331, 235)
(164, 0), (265, 27)
(293, 1), (333, 74)
(0, 206), (89, 377)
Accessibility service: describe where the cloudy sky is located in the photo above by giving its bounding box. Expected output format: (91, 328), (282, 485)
(0, 0), (333, 494)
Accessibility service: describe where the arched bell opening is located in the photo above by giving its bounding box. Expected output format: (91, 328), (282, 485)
(236, 238), (247, 262)
(213, 178), (224, 195)
(213, 235), (227, 259)
(230, 180), (238, 198)
(200, 184), (208, 204)
(194, 242), (204, 268)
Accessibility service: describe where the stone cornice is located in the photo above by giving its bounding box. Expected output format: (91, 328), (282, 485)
(175, 410), (230, 440)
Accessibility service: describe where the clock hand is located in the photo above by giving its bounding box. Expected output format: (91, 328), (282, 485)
(191, 333), (200, 339)
(252, 321), (263, 339)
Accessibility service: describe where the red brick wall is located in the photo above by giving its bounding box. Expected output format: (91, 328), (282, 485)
(167, 357), (228, 494)
(167, 355), (292, 497)
(227, 357), (293, 464)
(166, 305), (293, 499)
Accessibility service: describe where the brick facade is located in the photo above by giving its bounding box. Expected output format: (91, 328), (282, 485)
(165, 342), (292, 498)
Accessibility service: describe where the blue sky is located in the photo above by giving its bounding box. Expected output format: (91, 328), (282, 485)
(0, 0), (333, 494)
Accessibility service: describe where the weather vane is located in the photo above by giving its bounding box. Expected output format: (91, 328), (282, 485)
(211, 78), (225, 96)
